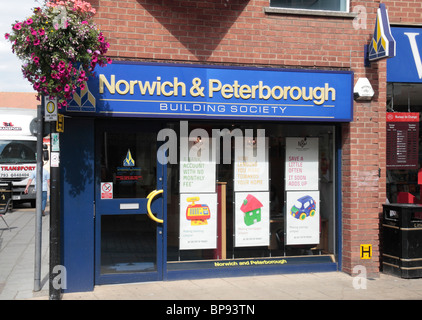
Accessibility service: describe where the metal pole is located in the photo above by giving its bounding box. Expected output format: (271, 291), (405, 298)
(34, 103), (43, 292)
(49, 120), (61, 300)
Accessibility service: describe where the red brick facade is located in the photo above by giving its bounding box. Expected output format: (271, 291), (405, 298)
(87, 0), (418, 277)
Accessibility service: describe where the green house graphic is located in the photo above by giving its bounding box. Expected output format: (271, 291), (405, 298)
(240, 194), (263, 226)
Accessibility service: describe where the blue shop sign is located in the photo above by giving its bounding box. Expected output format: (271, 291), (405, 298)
(67, 62), (353, 122)
(388, 27), (422, 83)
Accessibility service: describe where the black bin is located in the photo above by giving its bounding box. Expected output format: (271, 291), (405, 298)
(382, 204), (422, 279)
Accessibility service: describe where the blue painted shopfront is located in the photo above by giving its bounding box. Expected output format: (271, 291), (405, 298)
(60, 62), (353, 292)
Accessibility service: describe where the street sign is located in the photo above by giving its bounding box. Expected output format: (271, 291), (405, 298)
(360, 244), (372, 259)
(45, 96), (58, 122)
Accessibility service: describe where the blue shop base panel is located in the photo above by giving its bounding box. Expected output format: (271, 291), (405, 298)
(166, 255), (337, 281)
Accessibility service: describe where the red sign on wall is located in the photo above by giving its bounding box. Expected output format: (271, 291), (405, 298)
(386, 113), (419, 169)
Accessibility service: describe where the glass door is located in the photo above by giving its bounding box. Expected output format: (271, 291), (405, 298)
(95, 119), (166, 284)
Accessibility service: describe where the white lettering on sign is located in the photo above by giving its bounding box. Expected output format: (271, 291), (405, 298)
(404, 32), (422, 80)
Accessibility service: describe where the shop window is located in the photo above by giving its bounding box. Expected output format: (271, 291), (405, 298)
(167, 121), (337, 268)
(270, 0), (349, 12)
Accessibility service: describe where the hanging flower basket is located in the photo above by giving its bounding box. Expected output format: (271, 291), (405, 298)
(4, 0), (112, 108)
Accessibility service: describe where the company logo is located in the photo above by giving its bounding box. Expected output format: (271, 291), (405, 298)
(123, 149), (135, 167)
(297, 138), (307, 148)
(67, 66), (96, 111)
(0, 122), (22, 131)
(368, 3), (396, 61)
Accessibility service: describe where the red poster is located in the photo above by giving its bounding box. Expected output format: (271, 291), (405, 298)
(386, 113), (419, 169)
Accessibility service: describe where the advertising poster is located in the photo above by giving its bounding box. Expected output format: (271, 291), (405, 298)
(234, 137), (268, 192)
(386, 112), (419, 169)
(179, 193), (218, 250)
(235, 192), (270, 247)
(180, 137), (216, 193)
(285, 137), (319, 191)
(286, 191), (320, 245)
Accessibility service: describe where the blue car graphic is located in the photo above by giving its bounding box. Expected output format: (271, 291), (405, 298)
(290, 195), (316, 220)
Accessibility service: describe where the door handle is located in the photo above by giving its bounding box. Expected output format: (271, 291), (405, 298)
(146, 189), (163, 223)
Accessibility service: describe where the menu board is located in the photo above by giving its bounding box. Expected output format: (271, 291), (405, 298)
(386, 113), (419, 170)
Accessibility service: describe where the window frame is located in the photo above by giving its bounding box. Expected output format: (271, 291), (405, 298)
(269, 0), (350, 13)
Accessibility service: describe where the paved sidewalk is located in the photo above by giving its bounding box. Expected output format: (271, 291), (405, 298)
(2, 205), (422, 300)
(0, 205), (49, 300)
(61, 272), (422, 300)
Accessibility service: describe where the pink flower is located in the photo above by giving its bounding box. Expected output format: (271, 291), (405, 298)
(81, 21), (88, 24)
(80, 83), (86, 90)
(33, 38), (40, 46)
(26, 36), (31, 42)
(31, 28), (37, 36)
(4, 33), (9, 40)
(64, 84), (70, 92)
(13, 23), (22, 30)
(33, 56), (40, 64)
(38, 29), (45, 36)
(26, 18), (33, 25)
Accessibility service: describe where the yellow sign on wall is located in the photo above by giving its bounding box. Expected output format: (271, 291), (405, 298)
(360, 244), (372, 259)
(56, 114), (64, 133)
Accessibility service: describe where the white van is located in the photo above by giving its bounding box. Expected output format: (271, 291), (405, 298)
(0, 108), (38, 207)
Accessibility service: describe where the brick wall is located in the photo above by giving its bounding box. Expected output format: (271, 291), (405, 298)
(384, 0), (422, 25)
(88, 0), (403, 277)
(91, 0), (366, 68)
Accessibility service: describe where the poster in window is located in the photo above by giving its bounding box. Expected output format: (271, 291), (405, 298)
(179, 193), (218, 250)
(180, 137), (216, 193)
(234, 192), (270, 247)
(286, 191), (320, 245)
(285, 137), (319, 191)
(234, 136), (269, 192)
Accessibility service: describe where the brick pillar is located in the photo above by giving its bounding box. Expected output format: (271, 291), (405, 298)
(342, 59), (387, 278)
